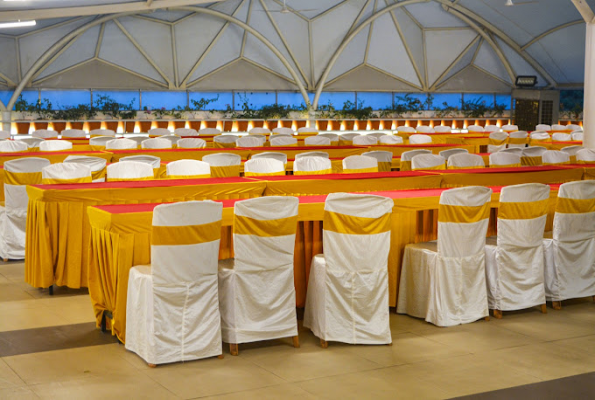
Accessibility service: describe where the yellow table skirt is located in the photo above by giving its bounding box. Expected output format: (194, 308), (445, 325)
(428, 167), (583, 188)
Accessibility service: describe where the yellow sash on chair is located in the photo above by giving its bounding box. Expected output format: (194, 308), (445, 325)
(343, 167), (378, 174)
(508, 137), (528, 146)
(377, 161), (392, 172)
(4, 171), (43, 185)
(210, 165), (241, 177)
(214, 141), (237, 148)
(152, 220), (222, 245)
(489, 138), (507, 146)
(294, 169), (332, 176)
(42, 176), (93, 184)
(92, 169), (107, 181)
(234, 215), (298, 236)
(324, 211), (391, 235)
(399, 160), (412, 171)
(498, 198), (549, 219)
(543, 161), (570, 166)
(438, 203), (490, 223)
(521, 156), (542, 166)
(556, 197), (595, 214)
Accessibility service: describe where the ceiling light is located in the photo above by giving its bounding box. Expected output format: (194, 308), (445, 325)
(0, 20), (36, 28)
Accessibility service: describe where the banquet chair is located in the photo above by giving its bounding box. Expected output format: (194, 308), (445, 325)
(399, 149), (431, 171)
(575, 148), (595, 163)
(213, 134), (238, 148)
(0, 130), (11, 140)
(439, 148), (468, 160)
(500, 147), (523, 156)
(105, 138), (138, 150)
(177, 138), (207, 149)
(342, 155), (378, 173)
(571, 131), (584, 141)
(64, 155), (108, 182)
(379, 134), (404, 144)
(396, 126), (415, 134)
(41, 163), (92, 184)
(488, 131), (508, 153)
(141, 138), (172, 149)
(158, 135), (181, 147)
(166, 159), (210, 179)
(236, 136), (263, 148)
(508, 131), (529, 148)
(416, 125), (434, 134)
(552, 133), (572, 142)
(397, 186), (492, 326)
(489, 152), (521, 168)
(367, 132), (387, 139)
(244, 158), (285, 176)
(560, 145), (583, 162)
(174, 128), (198, 136)
(89, 129), (116, 137)
(316, 133), (339, 143)
(409, 134), (432, 144)
(484, 124), (500, 133)
(295, 151), (329, 160)
(251, 152), (287, 165)
(148, 128), (170, 136)
(90, 136), (116, 150)
(272, 127), (294, 136)
(297, 127), (318, 134)
(352, 135), (378, 145)
(126, 136), (148, 147)
(536, 124), (551, 132)
(501, 124), (519, 133)
(270, 136), (298, 147)
(339, 133), (360, 146)
(466, 125), (484, 133)
(249, 134), (267, 144)
(542, 181), (595, 309)
(551, 124), (568, 132)
(447, 153), (485, 169)
(202, 153), (242, 177)
(120, 155), (161, 177)
(305, 136), (331, 146)
(484, 183), (549, 318)
(362, 151), (393, 172)
(17, 137), (44, 151)
(219, 196), (300, 355)
(106, 161), (154, 182)
(199, 128), (221, 135)
(0, 141), (28, 153)
(304, 193), (393, 346)
(32, 129), (58, 139)
(434, 126), (452, 133)
(294, 156), (332, 175)
(521, 146), (547, 166)
(411, 154), (446, 170)
(126, 201), (224, 366)
(567, 124), (582, 132)
(39, 140), (73, 152)
(542, 150), (570, 165)
(249, 127), (271, 135)
(529, 131), (551, 146)
(0, 158), (50, 261)
(60, 129), (86, 138)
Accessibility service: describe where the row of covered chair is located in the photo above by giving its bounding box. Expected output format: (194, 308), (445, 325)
(488, 130), (583, 152)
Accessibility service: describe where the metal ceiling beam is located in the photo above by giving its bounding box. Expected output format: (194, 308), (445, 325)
(571, 0), (595, 23)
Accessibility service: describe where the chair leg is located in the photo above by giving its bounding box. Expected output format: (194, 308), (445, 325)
(320, 339), (328, 349)
(217, 354), (224, 359)
(592, 296), (595, 303)
(552, 301), (562, 310)
(540, 304), (547, 314)
(147, 363), (156, 368)
(3, 258), (7, 263)
(229, 343), (239, 356)
(484, 316), (490, 321)
(48, 285), (53, 296)
(292, 336), (300, 348)
(493, 309), (503, 319)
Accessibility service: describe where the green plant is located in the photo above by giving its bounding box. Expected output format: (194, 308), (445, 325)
(258, 104), (292, 120)
(14, 96), (54, 120)
(190, 95), (219, 111)
(461, 97), (490, 118)
(396, 94), (424, 113)
(317, 101), (337, 119)
(491, 102), (507, 117)
(338, 100), (375, 120)
(94, 95), (137, 119)
(435, 102), (460, 118)
(53, 104), (96, 120)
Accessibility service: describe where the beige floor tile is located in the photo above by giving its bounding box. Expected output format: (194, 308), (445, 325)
(142, 356), (285, 399)
(43, 301), (96, 325)
(0, 307), (71, 332)
(0, 298), (41, 311)
(0, 386), (39, 400)
(552, 335), (595, 357)
(0, 263), (25, 282)
(390, 313), (435, 334)
(0, 283), (35, 303)
(201, 383), (318, 400)
(0, 358), (25, 389)
(561, 301), (595, 324)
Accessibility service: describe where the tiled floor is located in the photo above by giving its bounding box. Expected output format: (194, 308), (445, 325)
(1, 260), (594, 399)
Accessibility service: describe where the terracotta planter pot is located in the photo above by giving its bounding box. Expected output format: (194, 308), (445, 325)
(327, 120), (340, 131)
(188, 121), (202, 130)
(154, 121), (168, 129)
(369, 120), (380, 130)
(251, 120), (264, 128)
(15, 122), (31, 134)
(381, 120), (394, 130)
(104, 121), (119, 132)
(223, 121), (234, 132)
(205, 120), (218, 129)
(87, 121), (102, 131)
(343, 120), (355, 130)
(317, 120), (329, 130)
(122, 121), (134, 133)
(138, 121), (152, 133)
(237, 121), (249, 131)
(265, 120), (279, 130)
(295, 120), (307, 130)
(69, 122), (84, 130)
(279, 120), (292, 128)
(51, 122), (67, 133)
(33, 122), (48, 130)
(173, 121), (186, 129)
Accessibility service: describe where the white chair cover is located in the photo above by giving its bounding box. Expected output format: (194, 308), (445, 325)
(159, 135), (181, 147)
(466, 125), (484, 133)
(551, 124), (568, 132)
(416, 125), (434, 134)
(174, 128), (198, 137)
(439, 148), (469, 160)
(219, 197), (299, 345)
(342, 155), (378, 173)
(447, 153), (485, 169)
(251, 152), (287, 164)
(305, 136), (331, 146)
(362, 151), (393, 172)
(297, 127), (318, 134)
(367, 132), (387, 139)
(107, 161), (154, 182)
(148, 128), (170, 136)
(90, 129), (115, 137)
(202, 153), (242, 166)
(339, 133), (361, 145)
(126, 201), (223, 365)
(294, 156), (332, 174)
(352, 135), (378, 145)
(42, 163), (92, 184)
(126, 136), (149, 147)
(141, 138), (172, 149)
(0, 141), (28, 153)
(304, 193), (393, 344)
(567, 124), (582, 132)
(236, 136), (263, 147)
(433, 126), (452, 133)
(270, 136), (298, 147)
(199, 128), (221, 135)
(536, 124), (551, 132)
(560, 145), (583, 157)
(400, 149), (431, 171)
(484, 183), (549, 312)
(530, 131), (551, 140)
(542, 150), (570, 165)
(39, 140), (73, 152)
(60, 129), (86, 138)
(398, 186), (492, 326)
(409, 134), (432, 144)
(379, 135), (404, 144)
(521, 146), (547, 166)
(120, 155), (161, 169)
(244, 158), (285, 176)
(317, 133), (339, 144)
(166, 160), (210, 179)
(411, 154), (445, 170)
(576, 148), (595, 162)
(396, 126), (415, 133)
(272, 127), (294, 136)
(32, 129), (57, 139)
(0, 158), (51, 259)
(489, 152), (521, 167)
(249, 127), (271, 135)
(508, 131), (529, 148)
(213, 135), (238, 147)
(552, 133), (572, 142)
(295, 151), (329, 160)
(571, 131), (584, 141)
(484, 125), (500, 133)
(502, 124), (519, 133)
(488, 131), (508, 153)
(105, 138), (138, 150)
(0, 130), (11, 140)
(543, 181), (595, 302)
(500, 147), (523, 156)
(63, 155), (108, 182)
(16, 138), (44, 150)
(90, 136), (116, 148)
(177, 138), (207, 149)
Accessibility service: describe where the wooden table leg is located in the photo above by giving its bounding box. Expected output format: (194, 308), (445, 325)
(292, 336), (300, 348)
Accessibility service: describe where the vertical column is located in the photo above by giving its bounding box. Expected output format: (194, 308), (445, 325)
(584, 23), (595, 148)
(2, 111), (11, 133)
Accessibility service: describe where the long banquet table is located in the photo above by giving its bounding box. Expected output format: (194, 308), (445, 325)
(87, 184), (562, 343)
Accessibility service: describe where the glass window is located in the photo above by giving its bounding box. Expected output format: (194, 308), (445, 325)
(318, 92), (356, 109)
(495, 94), (512, 110)
(40, 90), (91, 110)
(234, 91), (276, 110)
(277, 91), (314, 109)
(141, 91), (187, 110)
(394, 93), (428, 110)
(18, 90), (39, 105)
(356, 92), (392, 110)
(0, 91), (13, 107)
(189, 92), (231, 111)
(431, 93), (462, 109)
(93, 91), (139, 109)
(463, 93), (494, 108)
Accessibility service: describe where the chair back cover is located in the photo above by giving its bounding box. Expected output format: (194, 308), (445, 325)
(60, 129), (86, 138)
(352, 135), (378, 145)
(530, 131), (551, 145)
(397, 126), (415, 133)
(297, 127), (318, 134)
(159, 135), (181, 147)
(272, 127), (294, 136)
(166, 159), (210, 179)
(447, 153), (485, 169)
(466, 125), (484, 133)
(107, 161), (154, 182)
(439, 148), (469, 160)
(174, 128), (198, 136)
(89, 129), (115, 137)
(552, 133), (572, 142)
(317, 133), (339, 144)
(501, 124), (519, 133)
(244, 158), (285, 176)
(339, 133), (360, 146)
(199, 128), (221, 135)
(39, 140), (73, 152)
(293, 156), (332, 175)
(270, 136), (297, 147)
(378, 134), (404, 145)
(148, 128), (170, 136)
(500, 147), (523, 156)
(305, 136), (331, 146)
(177, 138), (206, 149)
(507, 131), (529, 148)
(0, 141), (28, 153)
(251, 152), (288, 164)
(488, 131), (508, 145)
(484, 124), (500, 133)
(536, 124), (551, 131)
(571, 131), (584, 141)
(521, 146), (547, 166)
(89, 136), (116, 149)
(0, 130), (11, 140)
(236, 136), (263, 147)
(576, 148), (595, 163)
(42, 163), (92, 184)
(433, 126), (452, 133)
(362, 151), (392, 172)
(63, 155), (107, 182)
(409, 134), (432, 144)
(213, 134), (238, 148)
(141, 138), (172, 149)
(560, 145), (583, 157)
(542, 150), (570, 165)
(249, 127), (271, 135)
(567, 124), (582, 131)
(295, 151), (329, 159)
(202, 153), (241, 177)
(342, 155), (378, 173)
(367, 132), (387, 139)
(120, 155), (161, 169)
(551, 124), (568, 132)
(489, 152), (521, 168)
(399, 149), (431, 171)
(416, 125), (434, 134)
(411, 154), (445, 170)
(105, 138), (138, 150)
(17, 138), (44, 150)
(32, 129), (57, 139)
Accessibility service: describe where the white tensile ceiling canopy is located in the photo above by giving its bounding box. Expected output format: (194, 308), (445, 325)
(0, 0), (591, 107)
